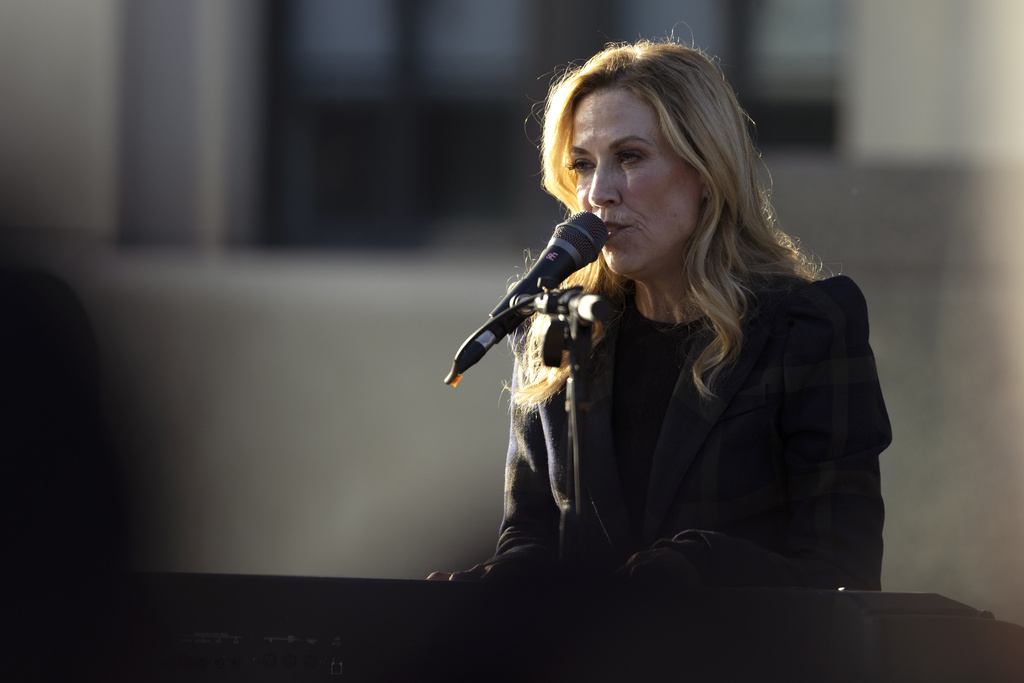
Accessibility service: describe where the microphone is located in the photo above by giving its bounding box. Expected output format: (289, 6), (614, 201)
(443, 212), (608, 387)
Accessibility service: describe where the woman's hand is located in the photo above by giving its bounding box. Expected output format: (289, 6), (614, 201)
(427, 561), (521, 582)
(425, 561), (540, 581)
(426, 564), (487, 581)
(616, 548), (701, 588)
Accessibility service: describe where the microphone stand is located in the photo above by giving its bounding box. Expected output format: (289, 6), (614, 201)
(529, 288), (612, 568)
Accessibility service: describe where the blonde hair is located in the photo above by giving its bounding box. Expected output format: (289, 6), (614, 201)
(515, 38), (818, 404)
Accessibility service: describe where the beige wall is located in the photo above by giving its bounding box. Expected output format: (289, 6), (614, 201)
(844, 0), (1024, 163)
(68, 250), (518, 582)
(0, 0), (262, 250)
(842, 0), (1024, 621)
(0, 0), (120, 239)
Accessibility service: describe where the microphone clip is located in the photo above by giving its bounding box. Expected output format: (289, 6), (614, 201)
(520, 287), (613, 325)
(522, 287), (612, 369)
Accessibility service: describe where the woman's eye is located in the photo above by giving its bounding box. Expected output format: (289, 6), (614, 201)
(617, 151), (641, 164)
(568, 159), (594, 172)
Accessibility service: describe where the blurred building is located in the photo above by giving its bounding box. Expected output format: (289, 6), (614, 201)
(115, 0), (848, 250)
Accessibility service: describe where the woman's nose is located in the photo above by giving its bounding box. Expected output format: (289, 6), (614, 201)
(587, 165), (621, 208)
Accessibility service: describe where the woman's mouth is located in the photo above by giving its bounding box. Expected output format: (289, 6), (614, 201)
(605, 222), (626, 241)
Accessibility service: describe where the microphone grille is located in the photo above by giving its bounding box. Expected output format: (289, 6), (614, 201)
(554, 212), (608, 264)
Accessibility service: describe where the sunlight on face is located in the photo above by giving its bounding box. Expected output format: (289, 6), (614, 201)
(570, 89), (706, 320)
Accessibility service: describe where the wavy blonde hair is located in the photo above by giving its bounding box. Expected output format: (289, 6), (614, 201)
(515, 38), (818, 404)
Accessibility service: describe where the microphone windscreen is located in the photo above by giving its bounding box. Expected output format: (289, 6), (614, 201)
(555, 212), (608, 264)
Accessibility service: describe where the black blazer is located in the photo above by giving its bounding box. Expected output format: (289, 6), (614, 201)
(493, 276), (891, 590)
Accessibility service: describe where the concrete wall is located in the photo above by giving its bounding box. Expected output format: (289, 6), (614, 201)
(0, 0), (120, 241)
(67, 250), (518, 581)
(844, 0), (1024, 163)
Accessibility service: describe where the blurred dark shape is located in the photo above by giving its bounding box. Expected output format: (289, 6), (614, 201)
(0, 267), (131, 681)
(126, 572), (1024, 682)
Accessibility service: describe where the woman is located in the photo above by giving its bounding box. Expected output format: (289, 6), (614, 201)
(431, 39), (890, 590)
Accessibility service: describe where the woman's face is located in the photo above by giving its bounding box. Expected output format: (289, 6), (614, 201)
(570, 89), (705, 295)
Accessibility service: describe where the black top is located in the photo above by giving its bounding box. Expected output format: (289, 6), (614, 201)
(612, 304), (704, 546)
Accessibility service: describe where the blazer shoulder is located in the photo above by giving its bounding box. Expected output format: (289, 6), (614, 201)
(751, 275), (869, 324)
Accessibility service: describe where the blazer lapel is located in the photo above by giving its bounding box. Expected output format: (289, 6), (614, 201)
(641, 309), (776, 543)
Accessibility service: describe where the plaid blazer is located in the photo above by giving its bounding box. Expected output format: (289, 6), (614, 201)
(494, 275), (891, 590)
